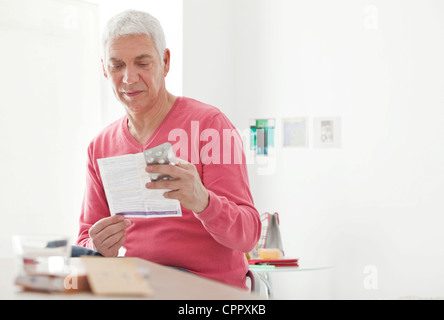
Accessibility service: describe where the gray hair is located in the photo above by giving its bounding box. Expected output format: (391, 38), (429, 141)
(102, 9), (167, 61)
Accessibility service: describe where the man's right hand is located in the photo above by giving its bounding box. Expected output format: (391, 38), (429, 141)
(88, 215), (131, 257)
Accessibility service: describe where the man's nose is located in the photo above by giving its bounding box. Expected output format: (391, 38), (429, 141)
(123, 66), (139, 84)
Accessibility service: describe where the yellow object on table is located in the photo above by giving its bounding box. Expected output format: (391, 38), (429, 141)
(258, 248), (281, 260)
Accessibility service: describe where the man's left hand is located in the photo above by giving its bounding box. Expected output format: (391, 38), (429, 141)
(145, 159), (209, 213)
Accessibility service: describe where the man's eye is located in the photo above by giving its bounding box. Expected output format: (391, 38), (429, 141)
(111, 65), (123, 70)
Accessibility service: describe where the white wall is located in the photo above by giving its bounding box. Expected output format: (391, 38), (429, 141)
(0, 0), (100, 256)
(183, 0), (236, 121)
(183, 0), (444, 299)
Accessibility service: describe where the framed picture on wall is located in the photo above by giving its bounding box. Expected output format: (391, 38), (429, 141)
(313, 117), (342, 148)
(283, 117), (308, 148)
(249, 118), (275, 156)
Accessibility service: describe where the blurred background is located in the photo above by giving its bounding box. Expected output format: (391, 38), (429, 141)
(1, 0), (444, 299)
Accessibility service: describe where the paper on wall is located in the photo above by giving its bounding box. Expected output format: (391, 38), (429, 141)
(97, 152), (182, 218)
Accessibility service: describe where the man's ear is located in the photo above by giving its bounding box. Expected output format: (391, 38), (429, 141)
(101, 58), (108, 79)
(163, 49), (171, 77)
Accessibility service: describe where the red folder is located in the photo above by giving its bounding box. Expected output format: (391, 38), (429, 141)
(248, 258), (299, 267)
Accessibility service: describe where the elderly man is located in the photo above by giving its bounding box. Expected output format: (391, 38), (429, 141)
(76, 9), (261, 289)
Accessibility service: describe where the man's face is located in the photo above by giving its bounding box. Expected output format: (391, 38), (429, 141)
(102, 34), (170, 114)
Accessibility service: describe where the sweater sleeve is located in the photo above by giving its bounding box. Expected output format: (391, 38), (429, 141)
(193, 113), (261, 253)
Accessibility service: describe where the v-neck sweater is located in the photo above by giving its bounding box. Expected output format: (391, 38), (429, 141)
(76, 97), (261, 289)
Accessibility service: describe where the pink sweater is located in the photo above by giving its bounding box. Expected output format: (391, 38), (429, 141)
(76, 97), (261, 289)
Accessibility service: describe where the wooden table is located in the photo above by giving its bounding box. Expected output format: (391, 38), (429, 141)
(0, 257), (260, 300)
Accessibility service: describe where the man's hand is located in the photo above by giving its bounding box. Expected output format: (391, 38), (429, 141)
(145, 159), (209, 213)
(88, 215), (131, 257)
